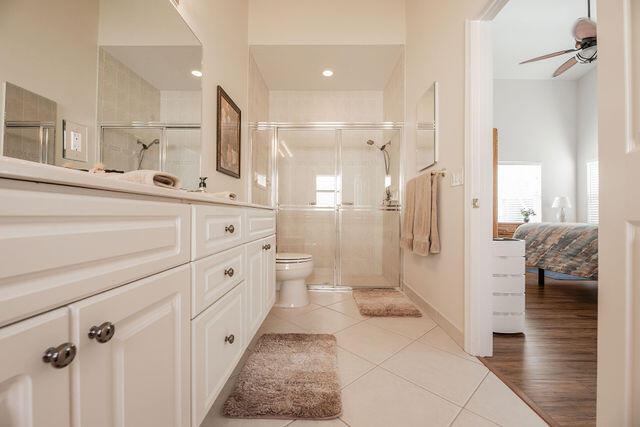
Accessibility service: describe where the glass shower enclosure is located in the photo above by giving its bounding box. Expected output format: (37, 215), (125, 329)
(252, 123), (402, 289)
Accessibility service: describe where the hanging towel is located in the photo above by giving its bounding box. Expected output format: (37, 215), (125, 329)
(412, 173), (433, 255)
(400, 177), (417, 250)
(108, 170), (181, 189)
(429, 171), (441, 254)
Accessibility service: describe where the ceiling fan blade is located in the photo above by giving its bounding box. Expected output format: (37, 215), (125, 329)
(553, 57), (578, 77)
(519, 49), (577, 65)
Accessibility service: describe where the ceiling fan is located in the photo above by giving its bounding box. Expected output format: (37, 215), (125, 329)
(519, 0), (597, 77)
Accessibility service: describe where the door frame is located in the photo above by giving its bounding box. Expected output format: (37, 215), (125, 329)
(463, 0), (509, 357)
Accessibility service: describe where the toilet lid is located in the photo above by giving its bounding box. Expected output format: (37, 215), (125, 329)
(276, 252), (312, 263)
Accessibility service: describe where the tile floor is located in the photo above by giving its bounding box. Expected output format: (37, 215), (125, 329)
(202, 291), (548, 427)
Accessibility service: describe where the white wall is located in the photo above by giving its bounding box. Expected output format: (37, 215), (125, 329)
(403, 0), (487, 336)
(576, 69), (598, 222)
(176, 0), (249, 199)
(249, 0), (405, 45)
(494, 79), (579, 222)
(0, 0), (99, 168)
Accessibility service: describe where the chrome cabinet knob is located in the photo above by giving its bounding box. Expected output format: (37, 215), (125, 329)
(262, 244), (272, 250)
(43, 343), (76, 369)
(224, 267), (235, 277)
(225, 334), (235, 344)
(225, 224), (235, 234)
(88, 321), (116, 344)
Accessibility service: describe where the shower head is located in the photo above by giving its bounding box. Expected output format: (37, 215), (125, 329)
(366, 139), (391, 151)
(137, 139), (160, 150)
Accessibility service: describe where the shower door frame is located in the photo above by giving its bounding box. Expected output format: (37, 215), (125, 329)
(251, 121), (404, 290)
(99, 122), (202, 178)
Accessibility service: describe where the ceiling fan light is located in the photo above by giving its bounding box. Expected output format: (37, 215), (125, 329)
(572, 18), (597, 41)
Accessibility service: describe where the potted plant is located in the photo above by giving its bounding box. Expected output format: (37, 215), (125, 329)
(521, 208), (536, 223)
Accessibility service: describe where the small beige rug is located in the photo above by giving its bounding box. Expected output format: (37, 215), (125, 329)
(352, 289), (422, 317)
(223, 333), (341, 420)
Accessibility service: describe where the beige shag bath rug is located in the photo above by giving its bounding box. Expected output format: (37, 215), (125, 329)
(352, 289), (423, 317)
(223, 333), (341, 420)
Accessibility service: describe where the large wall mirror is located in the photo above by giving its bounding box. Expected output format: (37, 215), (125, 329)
(0, 0), (203, 189)
(416, 82), (438, 171)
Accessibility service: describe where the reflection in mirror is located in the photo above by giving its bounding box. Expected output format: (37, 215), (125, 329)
(0, 0), (203, 189)
(416, 82), (438, 171)
(3, 83), (57, 165)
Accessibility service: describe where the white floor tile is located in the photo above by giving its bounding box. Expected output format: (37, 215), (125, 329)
(326, 298), (368, 320)
(288, 307), (361, 334)
(451, 410), (499, 427)
(257, 315), (308, 335)
(308, 291), (352, 307)
(341, 367), (461, 427)
(381, 341), (488, 406)
(336, 347), (375, 388)
(335, 322), (412, 364)
(418, 327), (482, 364)
(466, 373), (548, 427)
(287, 419), (348, 426)
(270, 303), (322, 321)
(365, 314), (437, 339)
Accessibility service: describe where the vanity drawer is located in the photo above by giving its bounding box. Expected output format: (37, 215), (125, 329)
(246, 208), (276, 242)
(192, 245), (245, 318)
(192, 204), (244, 260)
(0, 186), (190, 327)
(192, 281), (246, 426)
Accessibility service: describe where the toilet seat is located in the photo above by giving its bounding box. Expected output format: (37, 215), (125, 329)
(276, 253), (312, 264)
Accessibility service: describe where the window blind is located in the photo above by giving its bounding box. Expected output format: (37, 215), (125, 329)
(587, 161), (599, 224)
(497, 163), (542, 223)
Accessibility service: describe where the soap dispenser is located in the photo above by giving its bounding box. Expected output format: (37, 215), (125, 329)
(197, 177), (208, 192)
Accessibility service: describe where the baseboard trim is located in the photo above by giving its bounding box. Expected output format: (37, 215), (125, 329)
(402, 281), (464, 347)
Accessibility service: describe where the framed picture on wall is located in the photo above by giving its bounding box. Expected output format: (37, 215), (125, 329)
(216, 85), (241, 178)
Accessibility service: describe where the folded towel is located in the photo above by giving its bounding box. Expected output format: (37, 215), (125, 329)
(412, 173), (433, 256)
(108, 170), (181, 189)
(400, 177), (416, 250)
(211, 191), (238, 201)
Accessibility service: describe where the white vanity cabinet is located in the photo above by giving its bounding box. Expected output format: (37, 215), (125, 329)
(69, 265), (190, 427)
(0, 177), (276, 427)
(0, 308), (73, 427)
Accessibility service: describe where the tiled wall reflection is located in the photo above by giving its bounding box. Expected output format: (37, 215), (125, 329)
(3, 83), (57, 163)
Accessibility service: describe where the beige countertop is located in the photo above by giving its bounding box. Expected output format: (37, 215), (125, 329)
(0, 157), (274, 210)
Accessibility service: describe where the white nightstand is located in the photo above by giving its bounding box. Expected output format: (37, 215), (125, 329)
(492, 238), (526, 333)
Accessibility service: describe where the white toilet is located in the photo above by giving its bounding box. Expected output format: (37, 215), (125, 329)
(275, 253), (314, 308)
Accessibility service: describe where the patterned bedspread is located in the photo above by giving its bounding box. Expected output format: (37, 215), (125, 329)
(513, 222), (598, 280)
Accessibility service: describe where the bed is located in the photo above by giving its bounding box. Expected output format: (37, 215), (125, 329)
(513, 222), (598, 285)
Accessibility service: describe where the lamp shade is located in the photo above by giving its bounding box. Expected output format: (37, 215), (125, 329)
(552, 196), (572, 209)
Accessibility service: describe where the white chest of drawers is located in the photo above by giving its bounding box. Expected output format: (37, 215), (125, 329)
(491, 238), (526, 334)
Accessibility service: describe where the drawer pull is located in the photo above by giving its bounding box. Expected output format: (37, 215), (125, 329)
(224, 267), (235, 277)
(88, 322), (116, 344)
(225, 334), (235, 344)
(43, 343), (77, 369)
(262, 244), (271, 250)
(225, 224), (235, 234)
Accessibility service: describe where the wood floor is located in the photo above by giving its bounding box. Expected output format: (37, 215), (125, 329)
(480, 272), (597, 427)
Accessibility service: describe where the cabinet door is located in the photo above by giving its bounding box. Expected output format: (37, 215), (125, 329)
(245, 239), (265, 338)
(0, 308), (73, 427)
(263, 236), (276, 312)
(69, 265), (190, 427)
(192, 282), (245, 427)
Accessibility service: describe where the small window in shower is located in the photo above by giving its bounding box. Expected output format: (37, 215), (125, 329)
(315, 175), (336, 207)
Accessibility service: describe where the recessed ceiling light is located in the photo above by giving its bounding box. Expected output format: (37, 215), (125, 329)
(191, 70), (203, 77)
(322, 69), (334, 77)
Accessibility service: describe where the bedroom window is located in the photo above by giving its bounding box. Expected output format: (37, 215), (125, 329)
(497, 163), (542, 223)
(587, 160), (599, 224)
